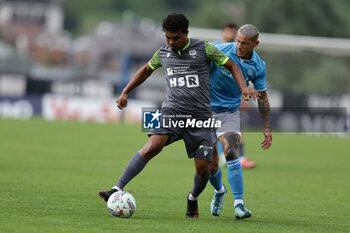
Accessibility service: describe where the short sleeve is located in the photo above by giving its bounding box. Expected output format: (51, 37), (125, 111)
(148, 49), (162, 70)
(204, 41), (229, 66)
(251, 65), (267, 91)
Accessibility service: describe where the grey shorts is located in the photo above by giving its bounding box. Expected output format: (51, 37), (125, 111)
(212, 110), (241, 138)
(148, 126), (215, 161)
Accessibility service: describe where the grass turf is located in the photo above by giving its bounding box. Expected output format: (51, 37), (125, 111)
(0, 118), (349, 233)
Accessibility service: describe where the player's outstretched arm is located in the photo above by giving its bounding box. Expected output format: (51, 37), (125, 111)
(223, 59), (260, 101)
(116, 63), (154, 109)
(257, 90), (272, 149)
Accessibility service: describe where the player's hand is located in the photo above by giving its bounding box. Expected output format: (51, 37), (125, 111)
(242, 87), (260, 101)
(261, 128), (272, 149)
(116, 93), (128, 109)
(240, 96), (250, 111)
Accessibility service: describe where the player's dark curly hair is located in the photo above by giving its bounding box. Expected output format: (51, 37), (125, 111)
(162, 13), (189, 33)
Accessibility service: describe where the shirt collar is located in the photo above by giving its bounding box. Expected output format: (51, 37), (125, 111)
(177, 38), (191, 55)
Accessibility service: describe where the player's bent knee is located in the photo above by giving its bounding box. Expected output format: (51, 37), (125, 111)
(195, 159), (211, 178)
(141, 143), (162, 159)
(140, 135), (167, 160)
(226, 148), (238, 160)
(210, 160), (219, 174)
(221, 132), (240, 161)
(197, 168), (210, 179)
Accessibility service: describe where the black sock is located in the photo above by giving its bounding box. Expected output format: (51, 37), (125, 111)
(190, 173), (209, 198)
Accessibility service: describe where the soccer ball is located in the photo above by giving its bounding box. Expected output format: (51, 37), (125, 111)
(107, 191), (136, 218)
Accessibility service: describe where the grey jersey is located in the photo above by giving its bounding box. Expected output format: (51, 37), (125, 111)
(149, 38), (228, 118)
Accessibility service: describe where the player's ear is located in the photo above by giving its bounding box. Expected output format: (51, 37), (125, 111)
(254, 40), (259, 48)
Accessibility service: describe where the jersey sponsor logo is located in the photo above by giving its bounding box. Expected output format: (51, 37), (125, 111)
(169, 74), (199, 88)
(189, 50), (197, 58)
(167, 67), (174, 76)
(167, 52), (171, 58)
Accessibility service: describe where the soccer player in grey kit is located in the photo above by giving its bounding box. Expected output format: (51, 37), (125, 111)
(98, 13), (259, 218)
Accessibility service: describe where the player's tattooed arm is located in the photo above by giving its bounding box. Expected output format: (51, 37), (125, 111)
(258, 90), (272, 149)
(257, 90), (270, 130)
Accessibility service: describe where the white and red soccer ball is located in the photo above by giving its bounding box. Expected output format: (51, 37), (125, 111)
(107, 191), (136, 218)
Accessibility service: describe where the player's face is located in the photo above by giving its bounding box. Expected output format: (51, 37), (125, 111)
(165, 30), (189, 52)
(236, 32), (259, 60)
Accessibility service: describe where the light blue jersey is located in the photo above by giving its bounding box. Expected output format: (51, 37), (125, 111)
(210, 39), (224, 45)
(210, 42), (266, 113)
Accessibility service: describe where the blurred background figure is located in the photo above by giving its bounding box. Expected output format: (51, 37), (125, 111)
(211, 22), (256, 169)
(238, 99), (256, 169)
(211, 22), (238, 44)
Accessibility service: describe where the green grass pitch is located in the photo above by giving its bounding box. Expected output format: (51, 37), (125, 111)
(0, 118), (349, 233)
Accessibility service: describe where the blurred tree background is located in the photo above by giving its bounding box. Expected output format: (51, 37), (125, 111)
(46, 0), (350, 95)
(63, 0), (350, 38)
(63, 0), (350, 95)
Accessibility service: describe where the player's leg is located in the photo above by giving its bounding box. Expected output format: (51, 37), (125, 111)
(209, 142), (222, 191)
(192, 158), (211, 197)
(98, 134), (169, 201)
(219, 132), (252, 219)
(238, 131), (244, 158)
(219, 132), (242, 200)
(116, 134), (169, 189)
(217, 141), (227, 165)
(184, 128), (215, 218)
(209, 143), (227, 216)
(186, 158), (211, 218)
(239, 121), (256, 169)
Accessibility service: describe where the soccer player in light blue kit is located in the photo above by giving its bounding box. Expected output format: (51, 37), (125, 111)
(211, 23), (257, 169)
(209, 24), (273, 219)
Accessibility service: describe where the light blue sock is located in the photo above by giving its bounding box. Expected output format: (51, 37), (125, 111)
(227, 159), (243, 200)
(209, 166), (223, 191)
